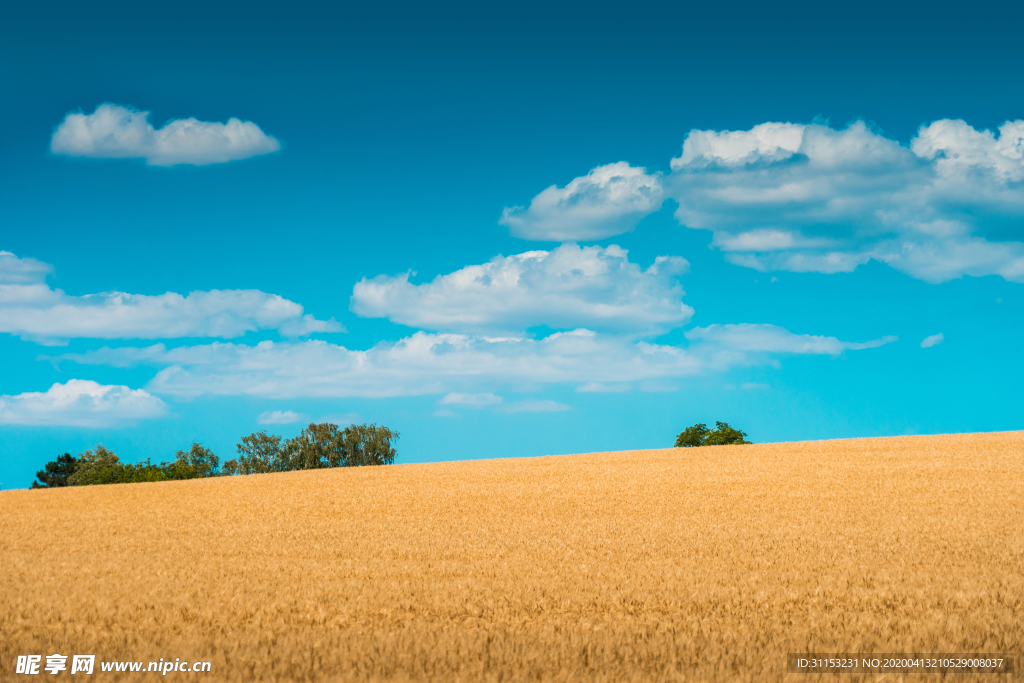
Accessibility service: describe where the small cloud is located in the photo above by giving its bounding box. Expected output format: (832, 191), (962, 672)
(51, 103), (280, 166)
(433, 409), (460, 417)
(438, 392), (503, 407)
(258, 410), (303, 425)
(499, 399), (571, 413)
(576, 382), (631, 393)
(770, 277), (778, 283)
(500, 162), (664, 241)
(740, 382), (769, 390)
(920, 333), (944, 348)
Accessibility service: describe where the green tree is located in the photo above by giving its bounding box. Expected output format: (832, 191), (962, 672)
(168, 441), (220, 479)
(674, 423), (711, 448)
(704, 421), (751, 446)
(342, 423), (399, 466)
(30, 453), (81, 488)
(283, 423), (344, 469)
(231, 431), (286, 474)
(281, 422), (400, 470)
(674, 421), (751, 447)
(68, 445), (123, 486)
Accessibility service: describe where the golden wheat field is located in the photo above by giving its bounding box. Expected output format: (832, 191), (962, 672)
(2, 432), (1022, 682)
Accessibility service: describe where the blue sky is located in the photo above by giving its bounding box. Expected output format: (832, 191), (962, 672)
(2, 0), (1022, 487)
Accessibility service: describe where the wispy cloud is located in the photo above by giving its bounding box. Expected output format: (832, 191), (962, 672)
(920, 333), (944, 348)
(0, 379), (166, 427)
(500, 162), (663, 241)
(258, 410), (304, 425)
(351, 244), (692, 335)
(2, 250), (340, 344)
(51, 103), (280, 166)
(438, 392), (503, 407)
(51, 324), (893, 400)
(575, 382), (631, 393)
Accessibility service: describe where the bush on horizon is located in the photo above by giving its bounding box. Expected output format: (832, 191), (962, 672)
(675, 422), (751, 448)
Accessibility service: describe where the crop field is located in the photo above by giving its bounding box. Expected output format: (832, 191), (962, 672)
(2, 432), (1022, 681)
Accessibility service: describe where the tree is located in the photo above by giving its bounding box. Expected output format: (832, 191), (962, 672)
(674, 424), (711, 448)
(230, 431), (286, 474)
(674, 421), (750, 447)
(278, 422), (400, 470)
(284, 423), (344, 470)
(68, 445), (123, 486)
(30, 453), (80, 488)
(169, 441), (220, 479)
(341, 423), (399, 466)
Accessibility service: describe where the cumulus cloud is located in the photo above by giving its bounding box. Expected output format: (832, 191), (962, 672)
(258, 410), (303, 424)
(920, 333), (944, 348)
(0, 250), (339, 344)
(667, 119), (1024, 283)
(500, 162), (664, 241)
(51, 324), (891, 399)
(351, 244), (692, 335)
(0, 379), (166, 427)
(51, 103), (280, 166)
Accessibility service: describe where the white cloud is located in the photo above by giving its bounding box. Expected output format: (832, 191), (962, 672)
(438, 392), (503, 406)
(499, 399), (572, 413)
(258, 409), (303, 424)
(52, 324), (892, 400)
(51, 103), (280, 166)
(1, 250), (339, 344)
(500, 162), (664, 241)
(0, 251), (53, 284)
(576, 382), (631, 393)
(351, 244), (692, 335)
(920, 333), (944, 348)
(686, 324), (897, 358)
(0, 379), (166, 427)
(667, 119), (1024, 283)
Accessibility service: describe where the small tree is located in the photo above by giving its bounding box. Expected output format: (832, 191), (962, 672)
(674, 424), (711, 448)
(31, 453), (80, 488)
(674, 421), (750, 447)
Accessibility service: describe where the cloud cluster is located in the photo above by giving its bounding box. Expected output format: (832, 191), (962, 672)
(351, 243), (692, 335)
(505, 119), (1024, 283)
(0, 379), (166, 427)
(0, 251), (339, 344)
(668, 119), (1024, 282)
(500, 162), (663, 241)
(51, 324), (894, 400)
(51, 104), (280, 166)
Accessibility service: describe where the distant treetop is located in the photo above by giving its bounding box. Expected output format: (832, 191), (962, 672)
(675, 422), (751, 448)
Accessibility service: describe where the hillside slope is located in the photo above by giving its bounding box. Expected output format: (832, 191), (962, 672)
(3, 432), (1022, 681)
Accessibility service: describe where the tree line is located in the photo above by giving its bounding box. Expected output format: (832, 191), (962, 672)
(30, 422), (399, 488)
